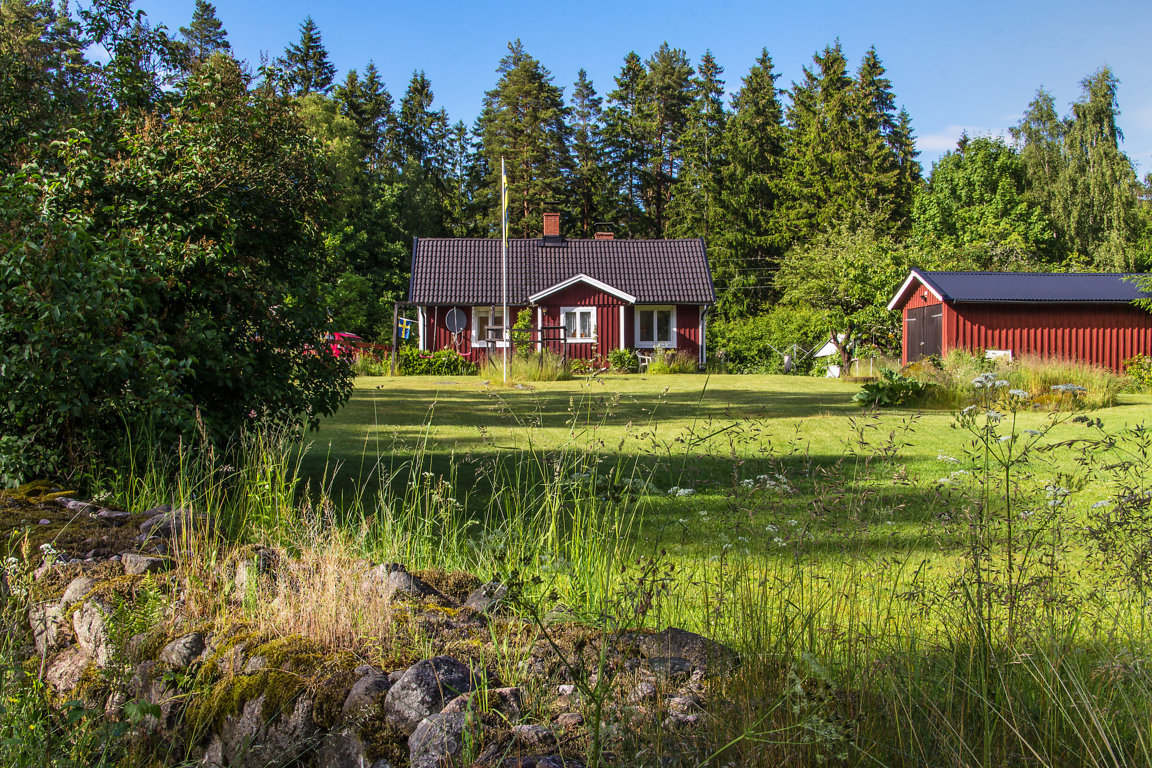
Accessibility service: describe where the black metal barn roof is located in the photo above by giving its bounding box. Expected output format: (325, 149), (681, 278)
(407, 237), (716, 305)
(889, 269), (1151, 310)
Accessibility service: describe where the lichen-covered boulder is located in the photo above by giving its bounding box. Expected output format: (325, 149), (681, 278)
(73, 598), (114, 667)
(123, 553), (170, 576)
(29, 601), (72, 655)
(341, 672), (391, 722)
(202, 693), (317, 768)
(160, 632), (206, 669)
(45, 644), (93, 693)
(383, 656), (475, 735)
(634, 627), (737, 677)
(362, 565), (439, 604)
(408, 712), (466, 768)
(463, 581), (508, 614)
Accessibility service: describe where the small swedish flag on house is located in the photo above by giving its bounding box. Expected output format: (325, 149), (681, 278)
(397, 316), (414, 340)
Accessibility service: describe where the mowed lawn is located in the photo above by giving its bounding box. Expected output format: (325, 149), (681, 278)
(301, 373), (1152, 566)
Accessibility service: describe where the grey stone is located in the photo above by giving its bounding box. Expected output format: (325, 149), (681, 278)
(38, 519), (50, 525)
(384, 656), (476, 735)
(641, 655), (694, 682)
(57, 497), (100, 514)
(556, 712), (584, 729)
(510, 724), (556, 749)
(363, 567), (438, 603)
(159, 632), (205, 669)
(353, 664), (379, 678)
(387, 668), (407, 684)
(73, 598), (114, 667)
(207, 693), (317, 768)
(130, 660), (183, 733)
(634, 627), (737, 677)
(123, 553), (170, 576)
(629, 681), (658, 703)
(139, 508), (207, 539)
(463, 581), (507, 614)
(408, 712), (467, 768)
(61, 575), (97, 606)
(141, 504), (172, 518)
(441, 686), (521, 719)
(95, 509), (131, 526)
(317, 728), (382, 768)
(341, 673), (391, 721)
(44, 644), (93, 693)
(29, 602), (72, 655)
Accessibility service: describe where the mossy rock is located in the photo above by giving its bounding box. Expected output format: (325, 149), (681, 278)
(0, 492), (153, 563)
(412, 568), (481, 603)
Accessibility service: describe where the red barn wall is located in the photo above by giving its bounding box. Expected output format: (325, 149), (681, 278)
(676, 306), (702, 358)
(945, 303), (1152, 371)
(424, 305), (527, 364)
(538, 283), (625, 362)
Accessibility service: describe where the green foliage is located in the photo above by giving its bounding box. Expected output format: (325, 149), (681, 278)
(608, 348), (639, 373)
(279, 16), (336, 96)
(853, 368), (931, 407)
(646, 348), (697, 374)
(568, 357), (595, 376)
(1123, 354), (1152, 391)
(178, 0), (230, 66)
(913, 135), (1057, 269)
(396, 346), (477, 376)
(510, 309), (534, 355)
(484, 349), (572, 382)
(707, 306), (831, 374)
(775, 228), (909, 374)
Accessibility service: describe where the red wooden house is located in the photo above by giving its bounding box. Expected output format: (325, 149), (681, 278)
(887, 269), (1152, 371)
(406, 215), (716, 366)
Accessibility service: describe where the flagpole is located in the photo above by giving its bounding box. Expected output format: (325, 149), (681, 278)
(501, 157), (508, 385)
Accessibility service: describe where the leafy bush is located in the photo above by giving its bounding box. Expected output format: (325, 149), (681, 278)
(510, 309), (534, 355)
(396, 346), (478, 376)
(853, 369), (933, 407)
(1123, 354), (1152, 391)
(350, 352), (390, 376)
(708, 306), (831, 374)
(647, 348), (699, 374)
(608, 348), (639, 373)
(569, 358), (595, 376)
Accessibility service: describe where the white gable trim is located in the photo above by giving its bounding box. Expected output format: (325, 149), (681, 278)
(887, 270), (943, 312)
(529, 274), (637, 305)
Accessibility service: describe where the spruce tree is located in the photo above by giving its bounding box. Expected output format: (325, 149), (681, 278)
(602, 52), (648, 236)
(569, 69), (607, 238)
(395, 71), (449, 169)
(852, 46), (910, 235)
(477, 40), (571, 237)
(714, 49), (789, 316)
(667, 50), (726, 241)
(640, 42), (694, 236)
(179, 0), (230, 65)
(281, 16), (336, 96)
(334, 62), (393, 169)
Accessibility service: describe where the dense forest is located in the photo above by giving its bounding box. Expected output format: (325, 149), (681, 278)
(2, 0), (1150, 481)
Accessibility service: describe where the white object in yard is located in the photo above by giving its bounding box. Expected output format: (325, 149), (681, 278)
(825, 364), (841, 378)
(986, 349), (1013, 362)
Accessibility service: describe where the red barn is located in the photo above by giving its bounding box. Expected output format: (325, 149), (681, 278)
(887, 269), (1152, 371)
(406, 215), (716, 366)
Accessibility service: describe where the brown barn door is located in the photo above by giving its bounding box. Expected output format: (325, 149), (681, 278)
(906, 306), (942, 362)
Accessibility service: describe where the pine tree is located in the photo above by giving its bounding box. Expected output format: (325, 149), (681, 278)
(179, 0), (230, 65)
(281, 16), (336, 96)
(477, 40), (571, 237)
(852, 46), (911, 235)
(602, 52), (648, 236)
(714, 49), (789, 316)
(667, 50), (726, 241)
(639, 42), (693, 237)
(569, 69), (606, 238)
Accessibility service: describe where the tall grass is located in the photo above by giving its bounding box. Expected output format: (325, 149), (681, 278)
(481, 348), (574, 382)
(14, 382), (1152, 767)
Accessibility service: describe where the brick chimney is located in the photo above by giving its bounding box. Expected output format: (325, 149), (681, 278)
(543, 212), (560, 237)
(594, 231), (614, 240)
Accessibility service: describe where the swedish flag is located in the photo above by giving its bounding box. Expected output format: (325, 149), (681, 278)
(398, 317), (413, 340)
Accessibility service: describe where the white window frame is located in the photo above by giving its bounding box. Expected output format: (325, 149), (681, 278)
(634, 306), (676, 348)
(472, 306), (508, 348)
(561, 306), (597, 343)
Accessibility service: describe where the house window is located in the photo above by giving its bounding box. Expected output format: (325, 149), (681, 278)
(635, 306), (675, 347)
(472, 306), (506, 347)
(561, 307), (596, 342)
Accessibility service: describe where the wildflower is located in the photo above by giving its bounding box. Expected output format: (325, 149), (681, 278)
(985, 410), (1003, 422)
(1008, 389), (1031, 399)
(765, 524), (778, 534)
(1090, 500), (1110, 509)
(1023, 429), (1041, 437)
(773, 537), (787, 547)
(997, 435), (1014, 442)
(995, 379), (1010, 388)
(937, 452), (960, 463)
(675, 488), (695, 497)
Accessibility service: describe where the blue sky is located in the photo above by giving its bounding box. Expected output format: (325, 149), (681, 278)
(135, 0), (1152, 174)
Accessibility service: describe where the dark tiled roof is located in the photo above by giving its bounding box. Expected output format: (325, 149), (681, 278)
(915, 270), (1151, 304)
(408, 238), (716, 305)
